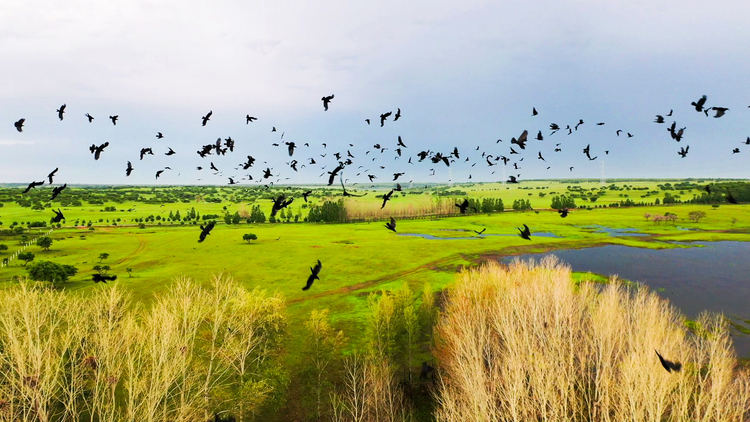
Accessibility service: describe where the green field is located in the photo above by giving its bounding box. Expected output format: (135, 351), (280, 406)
(1, 180), (749, 419)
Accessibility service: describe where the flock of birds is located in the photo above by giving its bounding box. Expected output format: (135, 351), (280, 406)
(10, 94), (746, 372)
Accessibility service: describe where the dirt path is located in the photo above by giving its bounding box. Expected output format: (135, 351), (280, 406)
(115, 234), (147, 265)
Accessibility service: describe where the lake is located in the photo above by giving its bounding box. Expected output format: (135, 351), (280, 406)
(499, 241), (750, 358)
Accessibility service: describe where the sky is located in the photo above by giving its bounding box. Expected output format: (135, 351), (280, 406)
(1, 0), (750, 186)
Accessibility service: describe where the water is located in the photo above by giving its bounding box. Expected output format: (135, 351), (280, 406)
(499, 241), (750, 357)
(578, 225), (649, 237)
(399, 232), (561, 240)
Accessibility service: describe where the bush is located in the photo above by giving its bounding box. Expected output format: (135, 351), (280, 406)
(243, 233), (258, 243)
(26, 260), (78, 286)
(37, 236), (53, 251)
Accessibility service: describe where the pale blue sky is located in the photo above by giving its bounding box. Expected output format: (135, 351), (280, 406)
(1, 0), (749, 185)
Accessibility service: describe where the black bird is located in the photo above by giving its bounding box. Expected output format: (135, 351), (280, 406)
(368, 174), (377, 182)
(303, 260), (322, 290)
(381, 190), (394, 209)
(321, 94), (334, 111)
(57, 104), (66, 121)
(263, 168), (273, 179)
(92, 274), (117, 283)
(420, 362), (434, 380)
(156, 132), (164, 139)
(126, 161), (134, 176)
(51, 208), (65, 223)
(474, 228), (486, 235)
(616, 129), (622, 136)
(380, 111), (392, 127)
(140, 148), (154, 160)
(340, 175), (367, 197)
(22, 180), (44, 193)
(575, 119), (584, 130)
(507, 175), (519, 183)
(558, 208), (569, 218)
(245, 115), (257, 124)
(165, 147), (176, 156)
(654, 115), (665, 123)
(155, 170), (165, 180)
(549, 123), (560, 134)
(678, 146), (689, 158)
(397, 136), (407, 148)
(202, 110), (212, 126)
(85, 113), (94, 122)
(536, 131), (543, 141)
(228, 177), (238, 185)
(517, 224), (531, 240)
(597, 122), (605, 125)
(14, 118), (25, 132)
(394, 108), (401, 121)
(583, 144), (597, 161)
(327, 163), (344, 185)
(198, 220), (216, 242)
(89, 142), (109, 160)
(271, 195), (294, 217)
(732, 148), (740, 154)
(456, 198), (470, 214)
(726, 189), (738, 204)
(365, 119), (370, 125)
(627, 133), (634, 138)
(691, 95), (707, 112)
(394, 183), (403, 191)
(302, 190), (313, 202)
(654, 350), (682, 373)
(109, 115), (118, 125)
(538, 151), (546, 162)
(50, 183), (67, 200)
(393, 172), (405, 181)
(289, 160), (298, 172)
(286, 142), (296, 156)
(532, 107), (538, 116)
(744, 137), (750, 145)
(666, 109), (673, 116)
(711, 107), (729, 118)
(385, 217), (397, 233)
(241, 156), (256, 170)
(511, 130), (528, 149)
(47, 168), (59, 184)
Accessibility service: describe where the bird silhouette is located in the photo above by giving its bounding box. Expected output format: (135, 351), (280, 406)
(156, 132), (164, 139)
(380, 111), (392, 127)
(125, 161), (134, 176)
(51, 208), (65, 223)
(726, 189), (738, 204)
(327, 163), (344, 185)
(50, 183), (67, 200)
(691, 95), (707, 112)
(46, 168), (59, 184)
(165, 147), (176, 156)
(397, 136), (407, 148)
(507, 175), (519, 183)
(89, 142), (109, 160)
(517, 224), (531, 240)
(22, 180), (44, 193)
(558, 208), (569, 218)
(202, 110), (212, 126)
(678, 146), (689, 158)
(271, 195), (294, 217)
(711, 107), (728, 118)
(394, 108), (401, 121)
(303, 260), (322, 290)
(654, 115), (665, 123)
(245, 115), (257, 124)
(511, 130), (528, 149)
(14, 118), (25, 132)
(322, 94), (334, 111)
(155, 170), (165, 179)
(654, 350), (682, 373)
(538, 151), (546, 162)
(385, 217), (397, 233)
(732, 148), (740, 154)
(198, 220), (216, 242)
(381, 190), (394, 209)
(340, 174), (367, 197)
(393, 172), (405, 181)
(583, 144), (597, 161)
(474, 228), (486, 235)
(57, 104), (66, 121)
(365, 119), (370, 125)
(85, 113), (94, 122)
(455, 198), (470, 214)
(109, 115), (118, 125)
(532, 107), (538, 116)
(286, 142), (296, 156)
(140, 148), (154, 160)
(302, 190), (313, 202)
(92, 274), (117, 283)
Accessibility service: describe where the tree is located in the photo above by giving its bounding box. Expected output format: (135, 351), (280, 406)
(0, 244), (8, 253)
(93, 265), (111, 275)
(27, 260), (78, 287)
(688, 211), (706, 223)
(98, 252), (110, 262)
(37, 236), (52, 251)
(18, 252), (35, 266)
(302, 309), (347, 420)
(644, 213), (652, 221)
(126, 267), (133, 277)
(242, 233), (258, 243)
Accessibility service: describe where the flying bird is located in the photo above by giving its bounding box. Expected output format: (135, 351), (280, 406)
(381, 190), (394, 209)
(654, 350), (682, 373)
(92, 274), (117, 283)
(385, 217), (397, 233)
(109, 115), (118, 125)
(583, 144), (597, 161)
(50, 183), (67, 200)
(380, 111), (392, 127)
(397, 136), (407, 148)
(165, 147), (176, 156)
(654, 115), (665, 123)
(394, 108), (402, 121)
(22, 180), (44, 193)
(321, 94), (334, 111)
(365, 119), (370, 125)
(507, 175), (519, 183)
(126, 161), (134, 176)
(455, 198), (470, 214)
(85, 113), (94, 122)
(302, 190), (313, 202)
(678, 146), (689, 158)
(155, 170), (165, 179)
(51, 208), (65, 223)
(140, 148), (154, 160)
(691, 95), (707, 112)
(47, 168), (59, 184)
(57, 104), (66, 121)
(156, 132), (163, 139)
(726, 189), (738, 204)
(532, 107), (538, 116)
(202, 110), (212, 126)
(286, 142), (296, 156)
(302, 260), (322, 290)
(198, 220), (216, 242)
(271, 195), (294, 217)
(246, 115), (257, 123)
(558, 208), (569, 218)
(517, 224), (531, 240)
(474, 228), (486, 235)
(14, 118), (25, 132)
(90, 142), (109, 160)
(711, 107), (728, 118)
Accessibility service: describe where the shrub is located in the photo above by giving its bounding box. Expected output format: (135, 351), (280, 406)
(243, 233), (258, 243)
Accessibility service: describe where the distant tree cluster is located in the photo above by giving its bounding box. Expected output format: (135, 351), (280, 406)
(512, 199), (533, 211)
(306, 199), (347, 223)
(550, 195), (576, 209)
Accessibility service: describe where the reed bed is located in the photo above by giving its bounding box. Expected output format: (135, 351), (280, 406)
(344, 197), (458, 222)
(0, 275), (285, 422)
(433, 256), (750, 422)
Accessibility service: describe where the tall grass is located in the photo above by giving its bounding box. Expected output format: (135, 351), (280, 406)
(344, 197), (458, 221)
(0, 275), (286, 422)
(434, 256), (750, 422)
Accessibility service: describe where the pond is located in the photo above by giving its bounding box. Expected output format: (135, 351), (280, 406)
(400, 232), (561, 240)
(498, 241), (750, 358)
(578, 224), (649, 237)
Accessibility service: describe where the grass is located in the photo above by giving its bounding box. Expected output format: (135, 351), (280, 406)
(434, 257), (750, 421)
